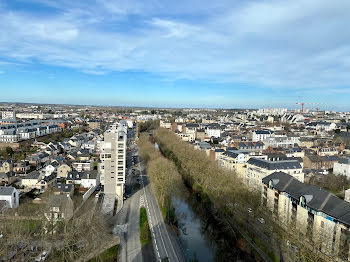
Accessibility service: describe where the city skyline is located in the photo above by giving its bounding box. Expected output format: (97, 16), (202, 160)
(1, 0), (350, 110)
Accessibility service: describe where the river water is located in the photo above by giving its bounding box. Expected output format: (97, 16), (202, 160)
(154, 142), (246, 262)
(172, 193), (217, 262)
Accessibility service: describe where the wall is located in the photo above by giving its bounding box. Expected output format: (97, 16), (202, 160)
(83, 185), (96, 201)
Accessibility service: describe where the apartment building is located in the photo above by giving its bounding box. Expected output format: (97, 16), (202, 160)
(206, 124), (221, 138)
(251, 130), (274, 142)
(264, 135), (300, 148)
(244, 157), (304, 191)
(318, 147), (338, 156)
(262, 172), (350, 261)
(334, 158), (350, 178)
(72, 160), (93, 172)
(218, 150), (250, 177)
(160, 120), (172, 129)
(184, 123), (198, 142)
(1, 111), (15, 120)
(100, 122), (127, 200)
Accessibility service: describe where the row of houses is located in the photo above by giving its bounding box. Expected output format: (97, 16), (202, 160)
(0, 120), (62, 142)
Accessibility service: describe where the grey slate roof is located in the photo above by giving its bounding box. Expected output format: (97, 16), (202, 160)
(23, 171), (41, 180)
(0, 186), (16, 196)
(254, 130), (274, 135)
(248, 157), (301, 170)
(54, 183), (73, 193)
(338, 158), (350, 165)
(263, 172), (350, 226)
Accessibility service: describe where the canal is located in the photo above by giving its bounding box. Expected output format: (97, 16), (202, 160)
(154, 142), (252, 262)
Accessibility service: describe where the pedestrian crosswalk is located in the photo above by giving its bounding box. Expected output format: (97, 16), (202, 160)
(139, 195), (145, 207)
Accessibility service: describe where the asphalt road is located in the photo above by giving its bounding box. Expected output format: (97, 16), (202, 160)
(114, 133), (144, 262)
(138, 148), (186, 262)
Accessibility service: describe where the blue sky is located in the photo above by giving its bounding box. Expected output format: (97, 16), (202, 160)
(0, 0), (350, 110)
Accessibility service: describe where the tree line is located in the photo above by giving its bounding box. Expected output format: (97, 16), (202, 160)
(138, 133), (182, 224)
(153, 128), (326, 262)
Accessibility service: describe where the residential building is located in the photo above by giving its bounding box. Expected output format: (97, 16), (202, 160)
(1, 111), (15, 120)
(285, 147), (305, 158)
(53, 183), (74, 197)
(45, 195), (74, 233)
(206, 124), (221, 138)
(264, 136), (300, 148)
(21, 171), (42, 189)
(318, 147), (338, 156)
(218, 150), (250, 177)
(0, 160), (12, 173)
(87, 120), (100, 129)
(0, 171), (16, 185)
(334, 158), (350, 178)
(0, 186), (19, 209)
(184, 123), (199, 142)
(57, 164), (72, 178)
(160, 120), (172, 129)
(304, 155), (340, 170)
(72, 160), (93, 172)
(262, 172), (350, 261)
(81, 170), (100, 188)
(66, 171), (82, 185)
(245, 157), (304, 190)
(233, 141), (265, 152)
(251, 130), (274, 142)
(100, 122), (127, 200)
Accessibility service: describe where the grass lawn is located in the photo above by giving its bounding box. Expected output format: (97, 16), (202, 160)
(88, 245), (119, 262)
(140, 207), (151, 245)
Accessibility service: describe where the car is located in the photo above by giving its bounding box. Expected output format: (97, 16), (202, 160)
(34, 250), (50, 261)
(247, 208), (252, 213)
(95, 193), (100, 198)
(258, 218), (265, 224)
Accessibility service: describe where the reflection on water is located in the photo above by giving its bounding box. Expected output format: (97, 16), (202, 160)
(173, 195), (217, 262)
(171, 183), (252, 262)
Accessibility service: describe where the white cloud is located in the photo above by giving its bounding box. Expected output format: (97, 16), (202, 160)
(0, 0), (349, 90)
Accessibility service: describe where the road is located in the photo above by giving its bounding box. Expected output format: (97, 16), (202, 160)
(114, 129), (144, 262)
(137, 149), (186, 262)
(114, 128), (185, 262)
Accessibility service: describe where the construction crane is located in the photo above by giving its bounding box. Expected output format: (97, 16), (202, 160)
(296, 102), (327, 113)
(296, 102), (305, 112)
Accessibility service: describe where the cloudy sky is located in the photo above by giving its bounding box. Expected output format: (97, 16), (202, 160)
(0, 0), (350, 110)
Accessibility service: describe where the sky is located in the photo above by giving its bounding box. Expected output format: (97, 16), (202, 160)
(0, 0), (350, 110)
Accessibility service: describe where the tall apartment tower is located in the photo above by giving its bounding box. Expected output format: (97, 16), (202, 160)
(100, 122), (127, 200)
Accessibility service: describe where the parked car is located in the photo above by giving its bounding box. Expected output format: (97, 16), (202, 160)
(258, 218), (265, 224)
